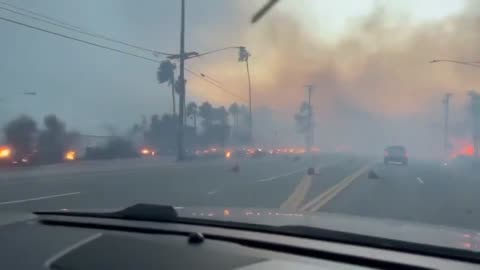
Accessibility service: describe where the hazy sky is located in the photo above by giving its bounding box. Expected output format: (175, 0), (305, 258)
(1, 0), (478, 155)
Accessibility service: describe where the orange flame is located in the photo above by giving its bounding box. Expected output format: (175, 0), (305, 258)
(449, 139), (475, 159)
(64, 150), (77, 161)
(0, 146), (11, 158)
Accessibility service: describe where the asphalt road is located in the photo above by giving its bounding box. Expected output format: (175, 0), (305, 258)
(0, 154), (479, 231)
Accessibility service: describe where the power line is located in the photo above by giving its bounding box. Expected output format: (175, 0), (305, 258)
(189, 69), (223, 88)
(0, 1), (174, 56)
(199, 72), (224, 86)
(191, 46), (243, 59)
(0, 15), (245, 102)
(185, 67), (248, 102)
(186, 67), (247, 102)
(0, 0), (79, 28)
(0, 15), (164, 63)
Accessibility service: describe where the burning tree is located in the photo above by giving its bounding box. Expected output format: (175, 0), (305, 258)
(3, 115), (37, 158)
(37, 114), (68, 163)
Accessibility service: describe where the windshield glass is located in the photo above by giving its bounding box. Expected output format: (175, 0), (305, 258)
(1, 0), (480, 254)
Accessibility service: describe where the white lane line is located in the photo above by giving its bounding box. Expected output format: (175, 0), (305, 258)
(256, 159), (345, 183)
(416, 177), (424, 184)
(256, 159), (347, 183)
(256, 168), (306, 182)
(207, 190), (218, 195)
(0, 192), (81, 205)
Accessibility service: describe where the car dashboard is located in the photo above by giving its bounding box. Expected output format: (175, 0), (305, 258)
(1, 213), (480, 270)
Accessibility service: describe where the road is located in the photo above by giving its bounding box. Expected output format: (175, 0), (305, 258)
(0, 154), (479, 231)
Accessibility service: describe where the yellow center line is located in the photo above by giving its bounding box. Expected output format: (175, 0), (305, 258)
(299, 164), (371, 212)
(280, 175), (312, 211)
(279, 159), (343, 210)
(278, 158), (364, 212)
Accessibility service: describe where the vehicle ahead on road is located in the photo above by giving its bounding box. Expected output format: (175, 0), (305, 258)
(2, 204), (480, 269)
(384, 145), (408, 165)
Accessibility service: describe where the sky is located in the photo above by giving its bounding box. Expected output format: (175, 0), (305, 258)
(0, 0), (478, 156)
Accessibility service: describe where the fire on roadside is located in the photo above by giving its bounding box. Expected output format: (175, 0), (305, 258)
(140, 147), (156, 156)
(449, 139), (475, 159)
(0, 146), (11, 159)
(64, 150), (77, 161)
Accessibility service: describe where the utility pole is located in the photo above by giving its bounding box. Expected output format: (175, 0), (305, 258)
(176, 0), (186, 161)
(167, 43), (252, 154)
(443, 93), (452, 159)
(305, 85), (314, 151)
(470, 90), (480, 158)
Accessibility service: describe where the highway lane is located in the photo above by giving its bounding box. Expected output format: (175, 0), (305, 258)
(318, 160), (480, 231)
(206, 157), (480, 231)
(0, 154), (342, 212)
(1, 154), (479, 233)
(207, 157), (368, 209)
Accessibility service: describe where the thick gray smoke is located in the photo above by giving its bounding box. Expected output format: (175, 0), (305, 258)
(193, 1), (480, 158)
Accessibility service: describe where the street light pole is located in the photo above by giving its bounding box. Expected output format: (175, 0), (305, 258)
(176, 0), (186, 161)
(245, 57), (253, 144)
(431, 59), (480, 158)
(236, 46), (253, 144)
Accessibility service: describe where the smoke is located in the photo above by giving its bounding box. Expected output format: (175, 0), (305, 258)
(190, 1), (480, 157)
(3, 115), (37, 157)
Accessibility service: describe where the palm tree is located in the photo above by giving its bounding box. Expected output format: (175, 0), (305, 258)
(199, 102), (214, 129)
(216, 106), (229, 125)
(228, 102), (240, 131)
(186, 101), (198, 132)
(157, 60), (177, 115)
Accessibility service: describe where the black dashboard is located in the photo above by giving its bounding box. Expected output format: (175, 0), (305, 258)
(1, 213), (480, 270)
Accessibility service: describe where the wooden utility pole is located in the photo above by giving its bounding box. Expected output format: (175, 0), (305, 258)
(176, 0), (186, 161)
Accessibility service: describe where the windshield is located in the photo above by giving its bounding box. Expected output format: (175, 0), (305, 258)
(1, 0), (480, 254)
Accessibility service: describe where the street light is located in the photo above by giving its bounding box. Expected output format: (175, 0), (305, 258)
(0, 91), (37, 101)
(431, 59), (480, 156)
(238, 47), (253, 144)
(168, 45), (254, 144)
